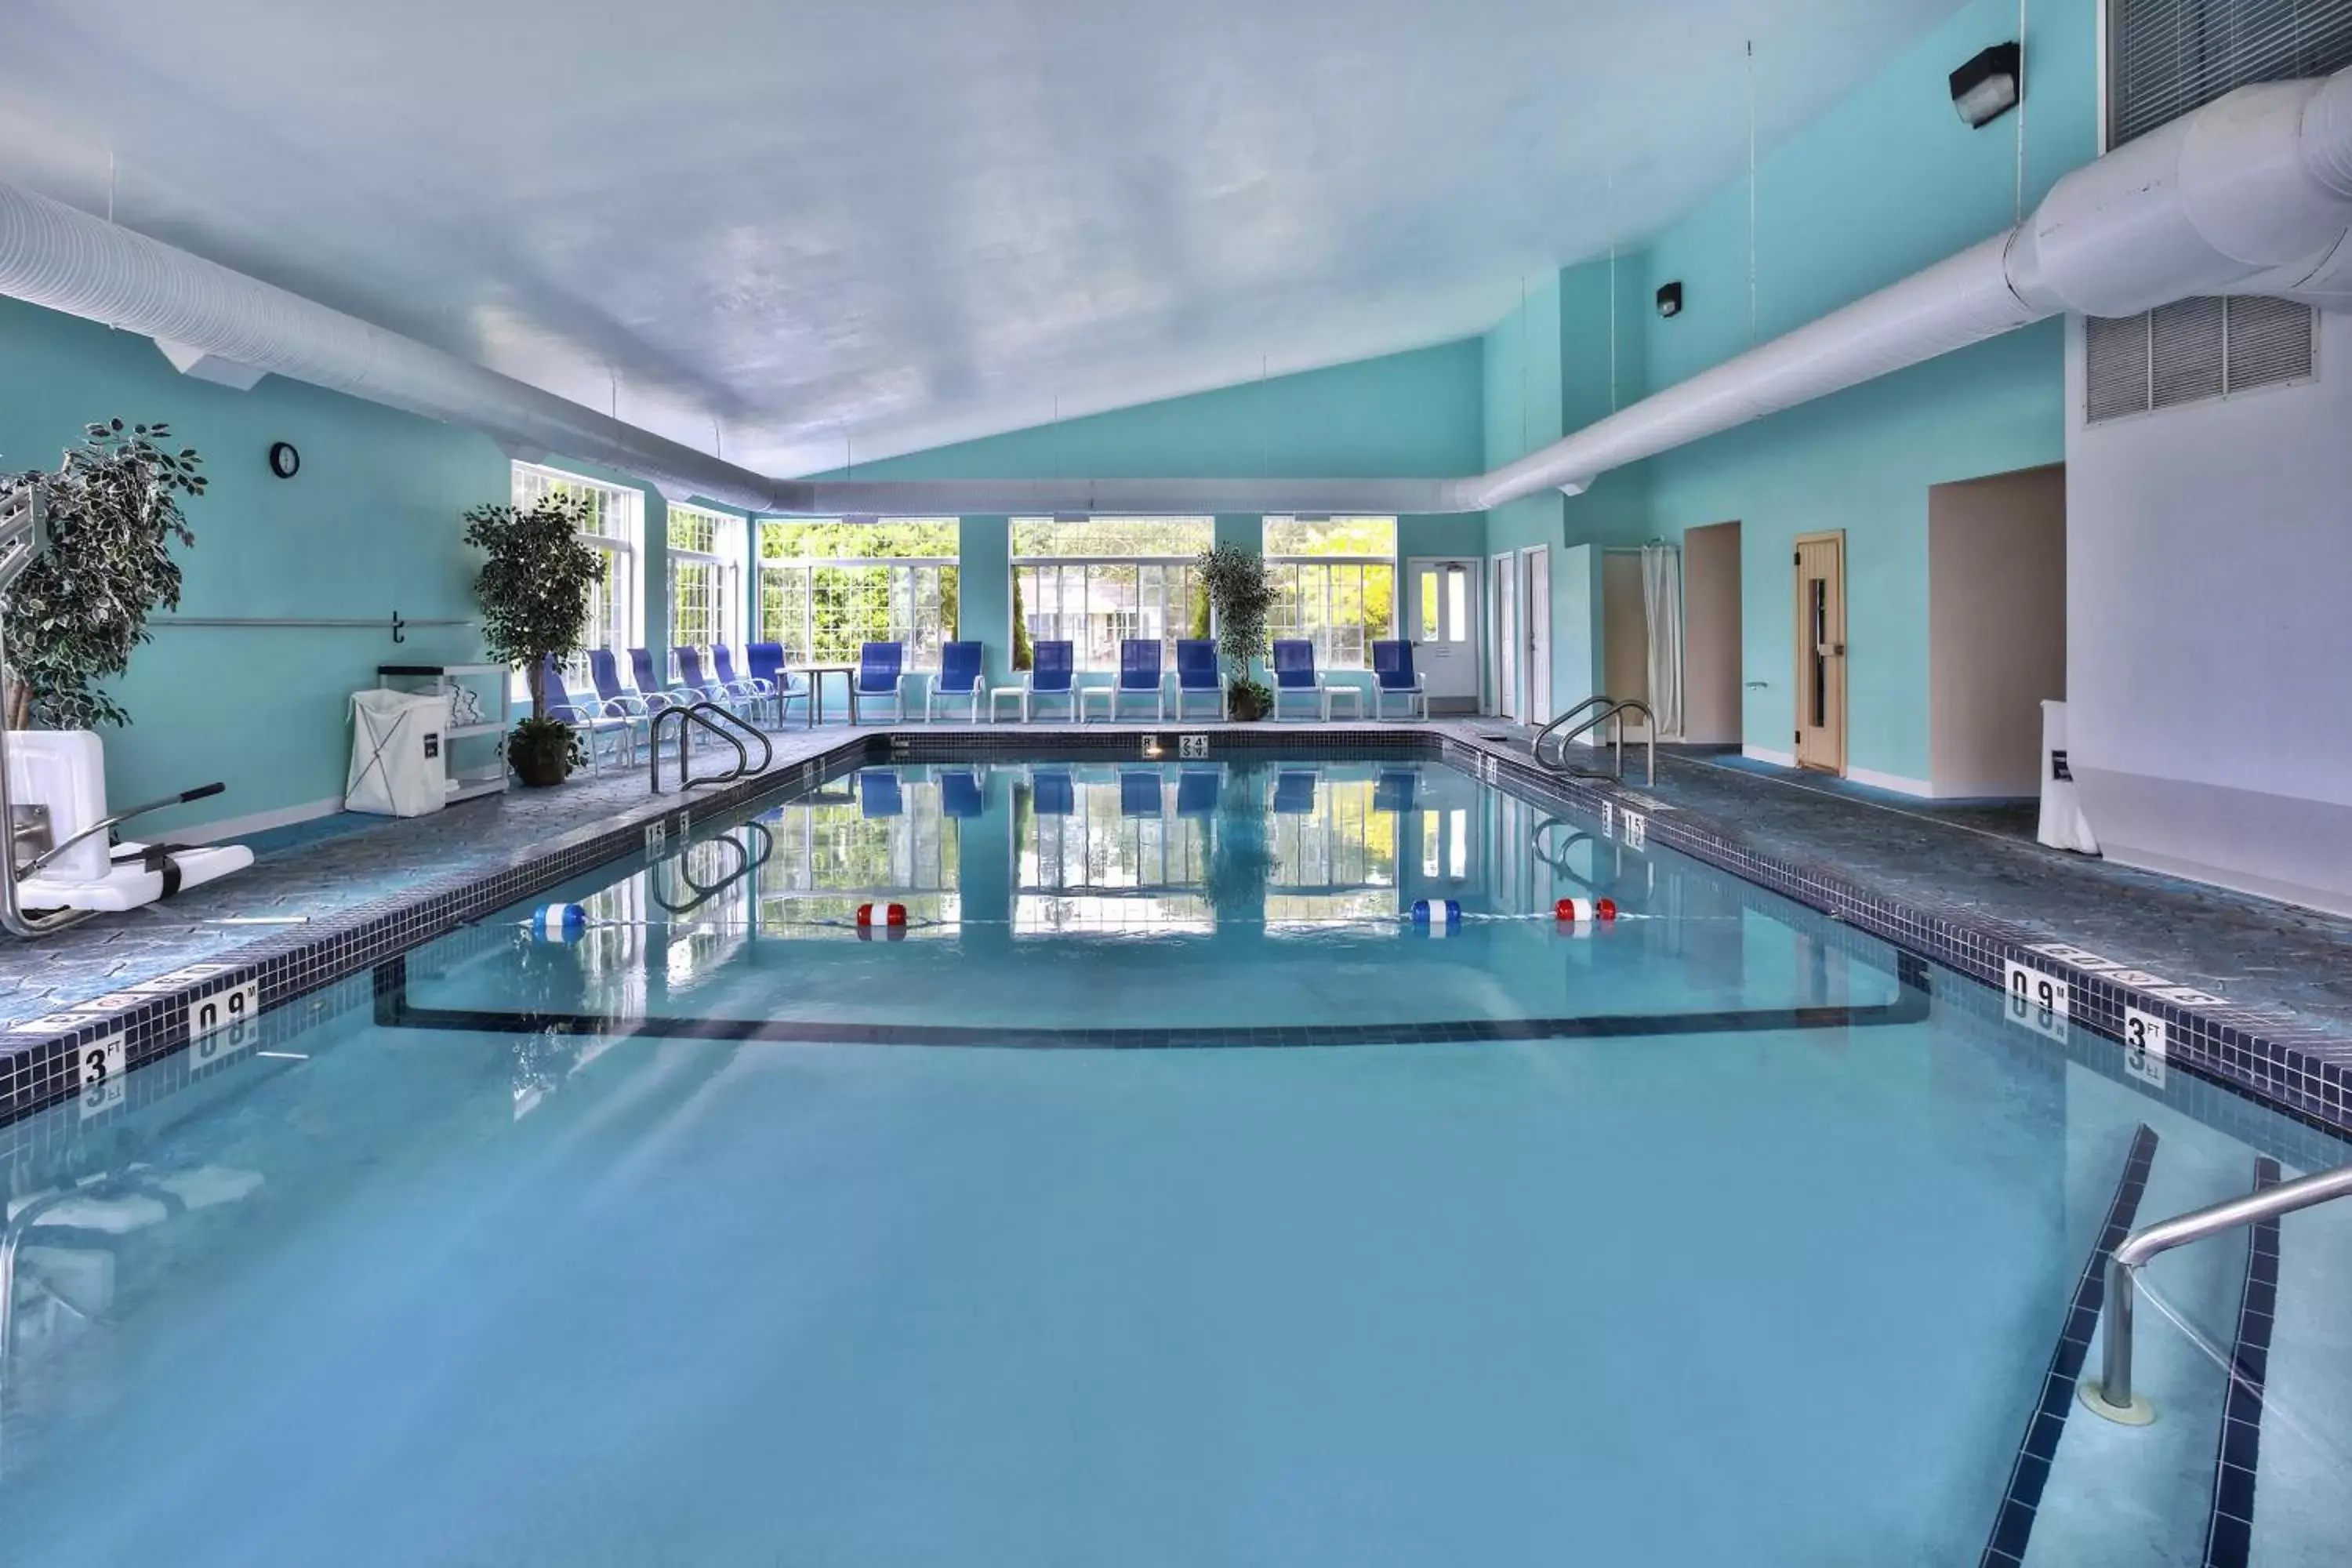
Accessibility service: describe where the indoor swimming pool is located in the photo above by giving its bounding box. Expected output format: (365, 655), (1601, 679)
(3, 754), (2345, 1566)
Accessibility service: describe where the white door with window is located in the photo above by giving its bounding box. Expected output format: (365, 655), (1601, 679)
(1521, 546), (1551, 724)
(1406, 557), (1479, 713)
(1489, 552), (1521, 720)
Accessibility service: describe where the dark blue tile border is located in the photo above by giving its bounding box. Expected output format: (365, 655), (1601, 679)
(1980, 1122), (2161, 1567)
(2202, 1156), (2281, 1568)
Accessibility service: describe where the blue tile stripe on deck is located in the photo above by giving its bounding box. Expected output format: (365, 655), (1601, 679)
(1980, 1123), (2161, 1568)
(2202, 1156), (2281, 1568)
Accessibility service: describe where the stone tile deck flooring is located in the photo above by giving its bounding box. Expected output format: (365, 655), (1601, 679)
(6, 719), (2350, 1047)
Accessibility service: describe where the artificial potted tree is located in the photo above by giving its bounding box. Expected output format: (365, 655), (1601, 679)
(1196, 540), (1276, 720)
(463, 492), (607, 787)
(1, 420), (207, 731)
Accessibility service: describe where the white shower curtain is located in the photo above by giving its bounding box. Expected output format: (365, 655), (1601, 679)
(1640, 544), (1684, 741)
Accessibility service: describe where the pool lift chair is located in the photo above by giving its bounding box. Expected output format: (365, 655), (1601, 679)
(0, 488), (252, 936)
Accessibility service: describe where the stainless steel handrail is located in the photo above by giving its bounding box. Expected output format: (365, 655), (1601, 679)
(650, 702), (773, 794)
(1531, 695), (1617, 768)
(2084, 1159), (2352, 1421)
(1536, 698), (1657, 786)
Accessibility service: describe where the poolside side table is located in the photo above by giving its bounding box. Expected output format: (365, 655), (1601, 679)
(989, 686), (1027, 723)
(1077, 686), (1112, 724)
(792, 662), (857, 727)
(1326, 685), (1366, 721)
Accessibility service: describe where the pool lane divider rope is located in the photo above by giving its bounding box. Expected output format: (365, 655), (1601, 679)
(521, 901), (1642, 942)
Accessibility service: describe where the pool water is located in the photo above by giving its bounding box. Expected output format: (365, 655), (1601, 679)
(3, 757), (2345, 1566)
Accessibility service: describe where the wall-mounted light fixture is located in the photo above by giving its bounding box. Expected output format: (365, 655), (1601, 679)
(1951, 42), (2023, 129)
(1655, 282), (1684, 319)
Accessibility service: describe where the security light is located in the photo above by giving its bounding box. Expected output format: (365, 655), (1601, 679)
(1951, 42), (2023, 129)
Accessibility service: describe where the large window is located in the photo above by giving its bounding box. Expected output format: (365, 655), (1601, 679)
(1263, 517), (1397, 670)
(1011, 517), (1213, 671)
(513, 463), (641, 673)
(667, 503), (745, 671)
(758, 519), (958, 667)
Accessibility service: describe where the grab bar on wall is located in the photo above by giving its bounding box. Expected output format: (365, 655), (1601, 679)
(2083, 1160), (2352, 1421)
(151, 613), (473, 644)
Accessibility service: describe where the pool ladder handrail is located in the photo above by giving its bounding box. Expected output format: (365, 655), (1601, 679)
(1532, 696), (1657, 787)
(650, 702), (772, 795)
(2085, 1157), (2352, 1421)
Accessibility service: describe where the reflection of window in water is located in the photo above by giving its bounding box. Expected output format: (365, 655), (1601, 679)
(1018, 771), (1212, 934)
(754, 792), (961, 936)
(1266, 778), (1400, 925)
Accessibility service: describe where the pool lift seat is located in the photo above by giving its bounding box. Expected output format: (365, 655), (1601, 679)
(0, 488), (252, 935)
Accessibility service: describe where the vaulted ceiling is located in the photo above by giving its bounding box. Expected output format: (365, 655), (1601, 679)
(0, 0), (1962, 474)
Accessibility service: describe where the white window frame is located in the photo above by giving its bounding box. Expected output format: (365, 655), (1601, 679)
(757, 519), (959, 670)
(512, 462), (641, 681)
(1262, 516), (1399, 672)
(1010, 517), (1214, 672)
(666, 503), (745, 676)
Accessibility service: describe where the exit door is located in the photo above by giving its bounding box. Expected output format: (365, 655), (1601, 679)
(1792, 532), (1846, 773)
(1406, 557), (1479, 713)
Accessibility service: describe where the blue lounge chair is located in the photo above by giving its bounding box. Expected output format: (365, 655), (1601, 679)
(745, 642), (810, 727)
(1174, 639), (1225, 720)
(927, 641), (985, 722)
(1025, 641), (1079, 723)
(1031, 768), (1076, 815)
(1120, 770), (1164, 817)
(940, 769), (985, 819)
(855, 641), (908, 724)
(712, 644), (775, 724)
(673, 647), (741, 715)
(1272, 640), (1331, 721)
(629, 648), (684, 713)
(1113, 639), (1167, 723)
(588, 648), (659, 749)
(1273, 770), (1319, 815)
(859, 770), (903, 818)
(1370, 640), (1427, 720)
(540, 656), (635, 773)
(1176, 768), (1221, 817)
(1374, 770), (1418, 814)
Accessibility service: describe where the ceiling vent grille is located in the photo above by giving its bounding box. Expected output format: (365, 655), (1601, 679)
(2085, 296), (2318, 423)
(2110, 0), (2352, 147)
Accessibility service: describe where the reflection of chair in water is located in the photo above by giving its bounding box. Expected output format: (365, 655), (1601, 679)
(1176, 769), (1221, 817)
(1120, 771), (1164, 818)
(1373, 770), (1417, 814)
(1273, 771), (1319, 815)
(939, 770), (985, 819)
(1031, 768), (1076, 816)
(859, 771), (904, 818)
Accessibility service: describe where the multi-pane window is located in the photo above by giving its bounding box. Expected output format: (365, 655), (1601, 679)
(1262, 517), (1398, 670)
(512, 463), (641, 677)
(758, 518), (958, 668)
(667, 503), (745, 673)
(1011, 517), (1213, 671)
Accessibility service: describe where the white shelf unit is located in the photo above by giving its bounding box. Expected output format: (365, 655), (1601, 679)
(377, 662), (513, 804)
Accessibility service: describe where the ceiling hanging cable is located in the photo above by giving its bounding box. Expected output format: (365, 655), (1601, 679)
(2014, 0), (2030, 223)
(1747, 39), (1759, 344)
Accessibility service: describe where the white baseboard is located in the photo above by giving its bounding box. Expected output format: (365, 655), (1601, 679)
(1847, 765), (1936, 798)
(178, 795), (345, 844)
(1742, 746), (1796, 768)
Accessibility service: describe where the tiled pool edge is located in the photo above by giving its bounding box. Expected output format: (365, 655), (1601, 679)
(4, 722), (2348, 1145)
(1436, 731), (2352, 1144)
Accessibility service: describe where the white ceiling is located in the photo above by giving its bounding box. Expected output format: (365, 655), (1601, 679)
(0, 0), (1962, 475)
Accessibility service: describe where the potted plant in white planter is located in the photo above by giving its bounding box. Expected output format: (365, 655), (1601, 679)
(463, 492), (607, 787)
(1196, 540), (1276, 720)
(1, 419), (207, 731)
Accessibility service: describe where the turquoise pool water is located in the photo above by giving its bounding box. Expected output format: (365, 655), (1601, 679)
(3, 757), (2344, 1566)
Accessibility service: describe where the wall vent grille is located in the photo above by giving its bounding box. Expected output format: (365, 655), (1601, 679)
(2085, 296), (2318, 423)
(2110, 0), (2352, 147)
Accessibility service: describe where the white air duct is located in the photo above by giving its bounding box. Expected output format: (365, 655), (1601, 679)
(0, 70), (2346, 518)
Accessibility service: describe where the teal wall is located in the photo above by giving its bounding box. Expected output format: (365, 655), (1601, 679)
(0, 293), (510, 836)
(1629, 0), (2096, 782)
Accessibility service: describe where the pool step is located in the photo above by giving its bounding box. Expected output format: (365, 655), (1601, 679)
(2241, 1157), (2352, 1564)
(2199, 1158), (2279, 1568)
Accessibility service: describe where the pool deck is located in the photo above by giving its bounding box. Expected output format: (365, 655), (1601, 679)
(4, 717), (2350, 1045)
